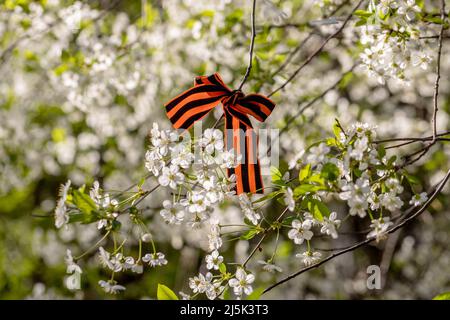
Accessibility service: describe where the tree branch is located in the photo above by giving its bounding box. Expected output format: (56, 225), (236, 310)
(269, 0), (351, 79)
(238, 0), (257, 91)
(267, 0), (364, 98)
(262, 169), (450, 294)
(431, 0), (446, 142)
(242, 206), (289, 267)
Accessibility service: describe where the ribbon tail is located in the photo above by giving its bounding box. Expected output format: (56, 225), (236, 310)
(225, 109), (264, 194)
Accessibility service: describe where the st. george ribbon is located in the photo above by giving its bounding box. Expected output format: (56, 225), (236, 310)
(164, 73), (275, 194)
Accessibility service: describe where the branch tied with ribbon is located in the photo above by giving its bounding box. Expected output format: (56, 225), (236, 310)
(164, 73), (275, 194)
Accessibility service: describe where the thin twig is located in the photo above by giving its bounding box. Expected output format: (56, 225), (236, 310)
(269, 0), (351, 79)
(431, 0), (446, 142)
(263, 169), (450, 294)
(281, 63), (357, 136)
(385, 137), (450, 150)
(267, 0), (364, 98)
(266, 64), (357, 155)
(374, 131), (450, 143)
(242, 206), (289, 267)
(238, 0), (257, 91)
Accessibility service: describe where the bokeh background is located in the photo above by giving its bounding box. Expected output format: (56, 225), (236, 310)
(0, 0), (449, 299)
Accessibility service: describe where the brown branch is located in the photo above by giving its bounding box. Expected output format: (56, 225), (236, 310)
(384, 137), (450, 150)
(280, 63), (357, 136)
(419, 35), (450, 39)
(267, 0), (364, 98)
(242, 206), (289, 267)
(431, 0), (446, 142)
(238, 0), (257, 90)
(374, 131), (450, 143)
(262, 169), (450, 294)
(269, 0), (351, 79)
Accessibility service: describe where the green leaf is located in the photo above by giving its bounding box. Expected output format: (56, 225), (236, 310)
(354, 10), (373, 18)
(404, 172), (420, 185)
(282, 215), (296, 226)
(306, 199), (330, 221)
(240, 229), (259, 240)
(245, 287), (264, 300)
(270, 166), (286, 186)
(138, 177), (146, 188)
(219, 263), (227, 274)
(294, 184), (324, 197)
(320, 163), (340, 181)
(423, 16), (444, 24)
(72, 190), (97, 215)
(271, 166), (282, 180)
(355, 18), (367, 27)
(377, 145), (386, 159)
(433, 292), (450, 300)
(299, 164), (311, 182)
(252, 190), (282, 204)
(307, 173), (325, 185)
(222, 287), (231, 300)
(157, 284), (179, 300)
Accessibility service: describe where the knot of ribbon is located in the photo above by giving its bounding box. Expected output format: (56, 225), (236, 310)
(164, 73), (275, 194)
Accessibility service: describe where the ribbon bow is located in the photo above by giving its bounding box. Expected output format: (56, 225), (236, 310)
(164, 73), (275, 194)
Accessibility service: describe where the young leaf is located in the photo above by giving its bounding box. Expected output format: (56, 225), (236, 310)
(294, 184), (324, 197)
(321, 163), (340, 181)
(299, 164), (311, 182)
(240, 229), (259, 240)
(72, 190), (97, 215)
(157, 284), (179, 300)
(270, 166), (286, 186)
(219, 263), (227, 274)
(433, 292), (450, 300)
(354, 10), (373, 18)
(306, 199), (330, 221)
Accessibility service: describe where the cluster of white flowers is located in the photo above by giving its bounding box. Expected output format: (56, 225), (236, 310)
(367, 216), (394, 242)
(284, 121), (432, 266)
(96, 246), (167, 293)
(90, 181), (120, 230)
(188, 271), (225, 300)
(145, 124), (240, 227)
(238, 193), (261, 225)
(334, 123), (406, 218)
(359, 0), (432, 84)
(286, 210), (339, 266)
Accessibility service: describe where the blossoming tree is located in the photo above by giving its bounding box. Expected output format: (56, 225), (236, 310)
(1, 0), (449, 300)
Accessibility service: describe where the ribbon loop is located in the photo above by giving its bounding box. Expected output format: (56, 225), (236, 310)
(164, 73), (275, 194)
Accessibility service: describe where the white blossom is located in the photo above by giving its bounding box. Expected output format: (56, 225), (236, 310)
(160, 200), (185, 224)
(288, 219), (314, 245)
(205, 250), (223, 270)
(296, 250), (322, 266)
(320, 212), (341, 239)
(98, 280), (126, 294)
(54, 180), (71, 229)
(228, 268), (255, 297)
(158, 164), (185, 189)
(409, 192), (428, 207)
(367, 217), (394, 242)
(142, 252), (168, 267)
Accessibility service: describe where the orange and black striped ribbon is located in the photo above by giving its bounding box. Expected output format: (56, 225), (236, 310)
(164, 73), (275, 194)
